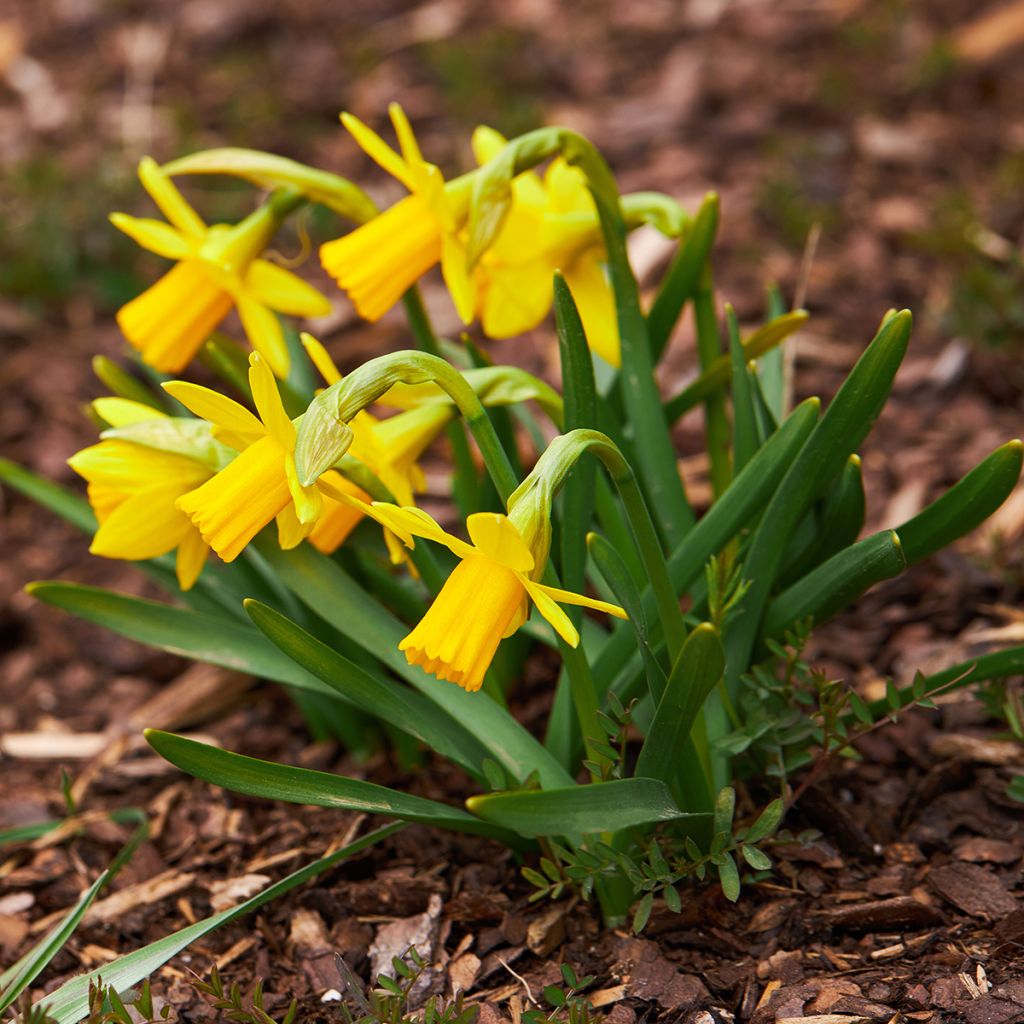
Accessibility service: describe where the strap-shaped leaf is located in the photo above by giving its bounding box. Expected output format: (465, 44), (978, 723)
(28, 582), (336, 699)
(0, 811), (147, 1013)
(898, 440), (1023, 564)
(29, 823), (402, 1024)
(635, 623), (725, 783)
(647, 191), (719, 360)
(146, 731), (517, 842)
(728, 310), (912, 676)
(763, 530), (906, 640)
(256, 540), (576, 790)
(467, 778), (702, 837)
(0, 457), (95, 533)
(244, 599), (490, 776)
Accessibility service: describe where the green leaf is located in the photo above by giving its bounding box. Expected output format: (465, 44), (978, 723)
(554, 272), (598, 617)
(713, 787), (736, 837)
(0, 458), (95, 533)
(145, 731), (516, 841)
(741, 845), (772, 871)
(757, 283), (790, 419)
(256, 541), (575, 791)
(717, 852), (741, 902)
(592, 188), (695, 544)
(91, 356), (167, 412)
(727, 306), (759, 475)
(29, 823), (401, 1024)
(632, 892), (654, 933)
(466, 778), (702, 837)
(762, 530), (907, 640)
(744, 798), (783, 843)
(635, 624), (725, 782)
(0, 812), (147, 1013)
(243, 600), (489, 777)
(897, 440), (1023, 564)
(664, 310), (809, 422)
(27, 582), (335, 699)
(728, 310), (912, 678)
(647, 192), (719, 360)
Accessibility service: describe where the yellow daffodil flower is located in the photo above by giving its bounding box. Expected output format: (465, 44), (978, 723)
(67, 399), (213, 590)
(343, 501), (627, 692)
(470, 127), (620, 366)
(320, 103), (474, 324)
(112, 158), (331, 377)
(168, 353), (324, 561)
(301, 333), (451, 555)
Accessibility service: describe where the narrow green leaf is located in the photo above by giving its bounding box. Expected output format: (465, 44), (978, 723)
(591, 188), (694, 543)
(256, 541), (575, 791)
(0, 458), (95, 533)
(694, 267), (731, 497)
(635, 624), (725, 782)
(729, 310), (912, 678)
(757, 283), (789, 419)
(466, 778), (702, 837)
(647, 192), (719, 360)
(0, 812), (147, 1012)
(727, 306), (759, 474)
(91, 356), (167, 412)
(243, 600), (489, 777)
(30, 823), (401, 1024)
(145, 731), (516, 841)
(762, 530), (907, 640)
(27, 582), (335, 698)
(632, 892), (654, 933)
(897, 440), (1023, 564)
(664, 310), (809, 422)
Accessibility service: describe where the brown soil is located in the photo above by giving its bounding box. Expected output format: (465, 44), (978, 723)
(3, 1), (1024, 1021)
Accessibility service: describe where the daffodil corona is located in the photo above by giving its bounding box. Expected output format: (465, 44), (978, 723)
(320, 104), (474, 324)
(68, 400), (214, 590)
(470, 127), (620, 365)
(347, 501), (626, 691)
(112, 158), (331, 377)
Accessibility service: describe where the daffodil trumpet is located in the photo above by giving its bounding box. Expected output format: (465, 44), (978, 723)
(112, 159), (331, 378)
(340, 499), (626, 692)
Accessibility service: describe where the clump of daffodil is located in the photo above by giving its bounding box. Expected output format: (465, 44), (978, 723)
(301, 334), (452, 556)
(469, 127), (620, 366)
(112, 158), (331, 377)
(344, 498), (626, 692)
(67, 399), (215, 590)
(320, 103), (475, 324)
(168, 353), (331, 561)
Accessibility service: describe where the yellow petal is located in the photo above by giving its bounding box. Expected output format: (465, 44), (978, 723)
(389, 103), (427, 169)
(301, 332), (342, 386)
(162, 381), (265, 446)
(90, 484), (193, 560)
(245, 259), (332, 317)
(236, 294), (290, 379)
(69, 439), (210, 493)
(341, 111), (416, 192)
(248, 354), (294, 447)
(563, 257), (620, 367)
(92, 397), (167, 428)
(466, 513), (534, 571)
(440, 234), (475, 324)
(477, 260), (553, 339)
(109, 214), (192, 260)
(369, 503), (476, 560)
(308, 472), (368, 553)
(521, 578), (580, 647)
(275, 503), (312, 550)
(526, 578), (628, 619)
(471, 125), (508, 165)
(284, 453), (322, 524)
(175, 529), (210, 590)
(137, 156), (206, 237)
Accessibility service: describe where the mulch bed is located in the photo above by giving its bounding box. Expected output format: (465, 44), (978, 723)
(3, 1), (1024, 1020)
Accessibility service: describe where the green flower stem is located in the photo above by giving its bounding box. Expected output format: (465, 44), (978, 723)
(401, 287), (485, 515)
(295, 350), (519, 502)
(510, 430), (686, 666)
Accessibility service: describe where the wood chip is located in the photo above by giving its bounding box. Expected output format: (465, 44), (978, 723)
(817, 896), (942, 932)
(929, 863), (1019, 919)
(208, 873), (271, 913)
